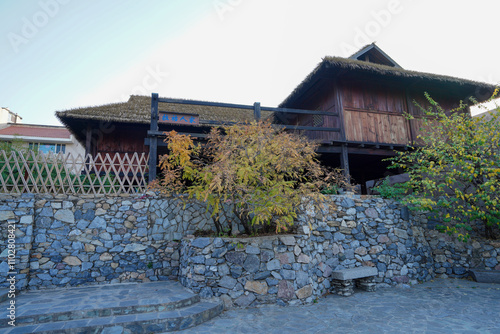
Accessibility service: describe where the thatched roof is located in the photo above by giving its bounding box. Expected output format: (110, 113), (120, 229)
(56, 95), (272, 125)
(348, 43), (402, 68)
(280, 56), (497, 107)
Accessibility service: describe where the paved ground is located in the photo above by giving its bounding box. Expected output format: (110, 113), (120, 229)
(170, 279), (500, 334)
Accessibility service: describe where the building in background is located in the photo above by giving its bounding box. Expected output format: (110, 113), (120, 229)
(0, 107), (22, 127)
(0, 111), (84, 156)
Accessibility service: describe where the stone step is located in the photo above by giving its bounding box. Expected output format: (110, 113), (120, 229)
(1, 289), (200, 327)
(1, 301), (223, 333)
(0, 281), (223, 333)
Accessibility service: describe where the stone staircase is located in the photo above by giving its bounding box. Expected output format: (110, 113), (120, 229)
(0, 281), (223, 333)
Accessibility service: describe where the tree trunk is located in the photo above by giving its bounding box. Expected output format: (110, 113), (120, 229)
(484, 221), (495, 239)
(236, 207), (252, 235)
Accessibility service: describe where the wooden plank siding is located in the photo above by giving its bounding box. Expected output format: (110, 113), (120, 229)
(406, 89), (463, 145)
(284, 78), (417, 145)
(97, 124), (149, 155)
(282, 77), (474, 148)
(341, 81), (406, 113)
(289, 80), (343, 142)
(340, 80), (410, 145)
(342, 109), (410, 145)
(344, 109), (410, 145)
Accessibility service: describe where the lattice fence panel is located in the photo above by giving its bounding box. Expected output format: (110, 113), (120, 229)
(0, 151), (149, 195)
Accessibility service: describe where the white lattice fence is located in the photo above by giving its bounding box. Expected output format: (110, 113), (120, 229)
(0, 151), (149, 195)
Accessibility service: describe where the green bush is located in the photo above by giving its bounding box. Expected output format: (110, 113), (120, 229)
(372, 177), (408, 200)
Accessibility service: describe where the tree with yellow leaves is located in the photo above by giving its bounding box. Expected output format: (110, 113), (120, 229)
(153, 121), (350, 234)
(390, 92), (500, 240)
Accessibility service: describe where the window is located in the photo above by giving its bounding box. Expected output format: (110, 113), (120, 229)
(313, 114), (324, 128)
(29, 143), (66, 154)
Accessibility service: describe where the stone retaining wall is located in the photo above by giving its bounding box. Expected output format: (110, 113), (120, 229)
(0, 194), (34, 290)
(179, 195), (500, 307)
(0, 193), (235, 290)
(1, 193), (499, 305)
(180, 235), (322, 307)
(179, 196), (432, 307)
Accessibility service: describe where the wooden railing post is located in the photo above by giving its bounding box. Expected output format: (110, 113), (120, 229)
(254, 102), (261, 121)
(148, 93), (159, 183)
(341, 144), (351, 183)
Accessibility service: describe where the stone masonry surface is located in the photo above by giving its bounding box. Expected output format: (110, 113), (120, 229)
(1, 193), (499, 307)
(168, 279), (500, 334)
(0, 193), (237, 290)
(179, 195), (500, 307)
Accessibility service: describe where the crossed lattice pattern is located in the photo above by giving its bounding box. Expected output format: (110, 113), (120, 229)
(0, 151), (149, 195)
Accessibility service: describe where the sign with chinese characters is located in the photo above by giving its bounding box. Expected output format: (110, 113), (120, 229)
(158, 112), (200, 125)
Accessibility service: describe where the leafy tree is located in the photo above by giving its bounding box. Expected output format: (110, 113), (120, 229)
(0, 136), (27, 153)
(389, 92), (500, 240)
(153, 121), (350, 234)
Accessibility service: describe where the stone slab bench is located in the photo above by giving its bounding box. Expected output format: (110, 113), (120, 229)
(470, 269), (500, 284)
(331, 267), (378, 297)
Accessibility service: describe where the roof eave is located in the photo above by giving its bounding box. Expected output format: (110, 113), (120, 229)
(280, 58), (497, 107)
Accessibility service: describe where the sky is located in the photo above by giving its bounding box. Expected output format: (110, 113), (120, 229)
(1, 0), (499, 126)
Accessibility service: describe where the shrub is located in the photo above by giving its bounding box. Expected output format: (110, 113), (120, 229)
(389, 91), (500, 239)
(152, 121), (351, 234)
(372, 177), (408, 201)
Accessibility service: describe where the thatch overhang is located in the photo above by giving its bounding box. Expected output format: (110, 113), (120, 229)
(56, 95), (273, 144)
(56, 95), (271, 124)
(279, 56), (497, 108)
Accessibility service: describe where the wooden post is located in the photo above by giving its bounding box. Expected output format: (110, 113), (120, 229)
(341, 144), (351, 183)
(335, 79), (350, 184)
(404, 88), (415, 146)
(333, 80), (346, 141)
(148, 93), (159, 182)
(84, 123), (93, 175)
(254, 102), (261, 121)
(360, 172), (367, 195)
(85, 123), (92, 156)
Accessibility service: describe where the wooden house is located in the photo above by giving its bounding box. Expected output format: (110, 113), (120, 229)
(277, 44), (496, 189)
(56, 44), (496, 192)
(56, 95), (272, 157)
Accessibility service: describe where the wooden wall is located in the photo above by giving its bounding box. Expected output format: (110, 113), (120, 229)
(278, 75), (473, 148)
(288, 79), (342, 142)
(406, 89), (463, 145)
(341, 80), (406, 113)
(340, 80), (411, 145)
(343, 109), (410, 144)
(97, 124), (148, 155)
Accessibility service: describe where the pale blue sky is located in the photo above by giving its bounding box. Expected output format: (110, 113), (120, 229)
(1, 0), (499, 125)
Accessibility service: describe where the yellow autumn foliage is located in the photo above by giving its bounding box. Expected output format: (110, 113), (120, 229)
(390, 92), (500, 239)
